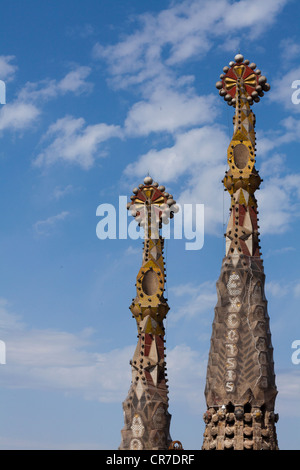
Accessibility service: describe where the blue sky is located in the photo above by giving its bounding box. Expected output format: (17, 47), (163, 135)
(0, 0), (300, 450)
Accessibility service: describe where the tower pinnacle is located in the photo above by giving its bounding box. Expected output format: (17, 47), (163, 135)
(119, 176), (178, 450)
(202, 55), (278, 451)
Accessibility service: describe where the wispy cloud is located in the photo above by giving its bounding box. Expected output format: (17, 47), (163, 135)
(52, 185), (74, 201)
(94, 0), (287, 90)
(276, 369), (300, 417)
(0, 102), (40, 132)
(92, 0), (291, 240)
(124, 126), (228, 235)
(18, 65), (93, 103)
(33, 211), (69, 236)
(0, 299), (207, 409)
(0, 55), (18, 82)
(169, 281), (217, 323)
(279, 37), (300, 64)
(124, 87), (218, 136)
(34, 116), (121, 169)
(257, 171), (300, 235)
(265, 279), (300, 299)
(0, 65), (93, 135)
(66, 23), (95, 39)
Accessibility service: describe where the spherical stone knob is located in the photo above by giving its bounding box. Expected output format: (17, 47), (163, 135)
(167, 198), (176, 206)
(258, 75), (267, 84)
(249, 62), (256, 70)
(234, 53), (244, 63)
(216, 81), (223, 89)
(144, 176), (153, 185)
(163, 207), (171, 218)
(158, 185), (165, 192)
(234, 408), (244, 420)
(132, 187), (139, 194)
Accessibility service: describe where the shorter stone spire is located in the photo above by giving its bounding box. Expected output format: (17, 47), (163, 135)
(120, 176), (178, 450)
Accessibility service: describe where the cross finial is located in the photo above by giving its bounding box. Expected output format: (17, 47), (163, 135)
(127, 176), (178, 239)
(215, 53), (270, 107)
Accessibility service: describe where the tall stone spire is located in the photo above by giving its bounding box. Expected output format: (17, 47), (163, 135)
(120, 176), (178, 450)
(202, 54), (279, 451)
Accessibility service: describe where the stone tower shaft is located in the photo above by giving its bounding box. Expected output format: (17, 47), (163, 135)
(202, 54), (279, 451)
(120, 176), (178, 450)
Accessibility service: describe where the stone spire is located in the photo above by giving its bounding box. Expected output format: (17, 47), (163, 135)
(120, 176), (178, 450)
(202, 54), (279, 451)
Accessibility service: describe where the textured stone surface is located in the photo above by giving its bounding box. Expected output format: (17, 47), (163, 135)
(203, 56), (278, 450)
(120, 180), (178, 450)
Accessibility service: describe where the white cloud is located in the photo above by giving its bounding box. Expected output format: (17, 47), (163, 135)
(269, 66), (300, 113)
(264, 279), (300, 299)
(4, 331), (133, 402)
(245, 118), (300, 157)
(259, 153), (287, 177)
(276, 370), (300, 417)
(222, 0), (287, 33)
(0, 65), (91, 136)
(66, 23), (95, 39)
(125, 87), (218, 136)
(124, 126), (228, 235)
(0, 299), (25, 331)
(0, 65), (92, 135)
(258, 172), (300, 235)
(0, 55), (18, 82)
(52, 185), (74, 201)
(124, 126), (228, 182)
(18, 66), (93, 103)
(293, 283), (300, 298)
(178, 165), (229, 236)
(96, 0), (289, 238)
(1, 296), (299, 422)
(167, 344), (207, 412)
(265, 246), (295, 258)
(0, 298), (132, 401)
(0, 298), (208, 408)
(280, 37), (300, 63)
(169, 281), (217, 323)
(124, 119), (300, 237)
(0, 101), (40, 132)
(34, 115), (121, 169)
(94, 0), (287, 88)
(266, 281), (289, 298)
(33, 211), (69, 236)
(57, 66), (93, 94)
